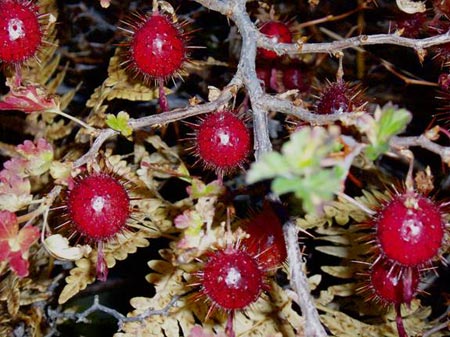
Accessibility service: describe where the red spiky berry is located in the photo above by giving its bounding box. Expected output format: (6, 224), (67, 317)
(120, 11), (187, 81)
(282, 66), (311, 92)
(198, 247), (264, 311)
(391, 12), (428, 38)
(315, 80), (365, 115)
(258, 21), (292, 60)
(362, 261), (420, 337)
(256, 66), (282, 92)
(242, 203), (287, 270)
(433, 0), (450, 18)
(438, 72), (450, 91)
(256, 66), (271, 88)
(369, 261), (419, 306)
(375, 192), (445, 267)
(0, 0), (43, 64)
(191, 110), (251, 177)
(66, 173), (131, 241)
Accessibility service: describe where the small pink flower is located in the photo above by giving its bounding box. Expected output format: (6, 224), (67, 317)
(0, 211), (40, 277)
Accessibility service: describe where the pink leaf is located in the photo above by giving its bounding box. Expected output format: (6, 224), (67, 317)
(0, 210), (39, 278)
(0, 80), (58, 114)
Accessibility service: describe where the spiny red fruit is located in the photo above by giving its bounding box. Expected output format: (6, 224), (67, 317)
(392, 12), (427, 38)
(200, 247), (264, 310)
(193, 110), (251, 176)
(256, 66), (281, 92)
(0, 0), (43, 64)
(242, 203), (287, 270)
(122, 11), (187, 81)
(282, 66), (310, 92)
(433, 0), (450, 18)
(375, 193), (445, 267)
(315, 80), (364, 114)
(258, 21), (292, 60)
(66, 173), (130, 241)
(369, 261), (419, 305)
(256, 66), (271, 90)
(363, 260), (421, 337)
(438, 72), (450, 91)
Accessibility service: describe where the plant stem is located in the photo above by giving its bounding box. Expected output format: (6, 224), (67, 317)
(47, 108), (96, 132)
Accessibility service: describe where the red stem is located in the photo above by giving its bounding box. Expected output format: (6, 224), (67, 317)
(14, 63), (22, 86)
(158, 79), (169, 112)
(225, 310), (235, 337)
(96, 240), (108, 282)
(395, 303), (408, 337)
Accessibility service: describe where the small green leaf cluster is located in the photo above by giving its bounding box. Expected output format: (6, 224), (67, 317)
(246, 126), (349, 214)
(364, 105), (412, 160)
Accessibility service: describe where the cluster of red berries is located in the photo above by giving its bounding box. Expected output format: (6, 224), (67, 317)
(256, 20), (368, 117)
(256, 20), (312, 94)
(391, 3), (450, 65)
(360, 190), (447, 337)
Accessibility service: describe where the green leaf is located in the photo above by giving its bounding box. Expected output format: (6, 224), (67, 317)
(246, 151), (288, 184)
(247, 126), (352, 215)
(105, 111), (133, 137)
(377, 106), (411, 141)
(365, 105), (411, 160)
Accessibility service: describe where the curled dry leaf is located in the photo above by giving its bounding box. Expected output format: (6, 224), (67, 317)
(207, 86), (221, 102)
(44, 234), (92, 261)
(100, 0), (111, 8)
(396, 0), (426, 14)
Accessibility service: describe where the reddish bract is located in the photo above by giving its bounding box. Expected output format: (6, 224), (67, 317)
(67, 173), (130, 240)
(376, 193), (444, 266)
(129, 12), (186, 80)
(194, 111), (251, 176)
(0, 0), (42, 64)
(258, 21), (292, 60)
(200, 247), (264, 310)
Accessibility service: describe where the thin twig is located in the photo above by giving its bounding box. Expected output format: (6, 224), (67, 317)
(283, 221), (328, 337)
(422, 321), (449, 337)
(48, 294), (180, 332)
(73, 77), (242, 168)
(231, 0), (272, 158)
(390, 135), (450, 165)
